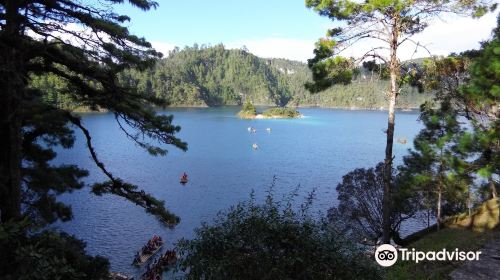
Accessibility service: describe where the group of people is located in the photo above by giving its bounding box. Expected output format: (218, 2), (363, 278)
(141, 250), (178, 280)
(134, 235), (163, 264)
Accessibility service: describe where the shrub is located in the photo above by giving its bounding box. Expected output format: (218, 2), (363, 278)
(176, 187), (382, 280)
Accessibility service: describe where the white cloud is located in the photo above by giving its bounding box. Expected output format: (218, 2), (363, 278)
(405, 12), (497, 58)
(226, 38), (315, 62)
(150, 41), (176, 56)
(344, 12), (498, 61)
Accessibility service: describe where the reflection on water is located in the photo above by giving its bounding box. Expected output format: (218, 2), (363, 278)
(53, 107), (423, 276)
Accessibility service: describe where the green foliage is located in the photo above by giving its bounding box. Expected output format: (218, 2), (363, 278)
(118, 44), (290, 107)
(176, 187), (382, 280)
(1, 0), (186, 278)
(2, 0), (187, 227)
(0, 219), (109, 280)
(39, 44), (432, 110)
(305, 0), (494, 93)
(266, 57), (432, 109)
(262, 107), (301, 118)
(306, 55), (354, 93)
(240, 100), (257, 115)
(400, 101), (471, 220)
(457, 16), (500, 196)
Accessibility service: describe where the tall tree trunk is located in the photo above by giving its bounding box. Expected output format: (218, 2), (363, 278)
(0, 1), (23, 223)
(467, 186), (472, 218)
(436, 186), (442, 230)
(382, 18), (400, 244)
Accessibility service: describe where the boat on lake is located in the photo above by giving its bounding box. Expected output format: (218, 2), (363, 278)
(132, 236), (164, 266)
(140, 250), (178, 280)
(180, 172), (188, 184)
(109, 272), (132, 280)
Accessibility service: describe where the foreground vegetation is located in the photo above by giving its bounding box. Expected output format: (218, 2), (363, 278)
(176, 188), (382, 280)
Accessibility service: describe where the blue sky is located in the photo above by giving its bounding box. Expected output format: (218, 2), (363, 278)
(116, 0), (331, 45)
(112, 1), (498, 62)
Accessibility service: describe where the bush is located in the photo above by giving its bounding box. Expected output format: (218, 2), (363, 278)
(176, 187), (382, 280)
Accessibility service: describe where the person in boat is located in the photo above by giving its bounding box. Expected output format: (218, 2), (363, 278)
(181, 172), (188, 182)
(134, 251), (141, 263)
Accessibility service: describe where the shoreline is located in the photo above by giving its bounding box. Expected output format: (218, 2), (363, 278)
(71, 105), (420, 114)
(241, 113), (304, 120)
(171, 104), (420, 111)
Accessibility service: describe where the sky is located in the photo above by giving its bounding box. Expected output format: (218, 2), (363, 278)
(114, 0), (499, 62)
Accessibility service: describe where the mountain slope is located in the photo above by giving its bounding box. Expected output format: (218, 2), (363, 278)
(36, 45), (433, 109)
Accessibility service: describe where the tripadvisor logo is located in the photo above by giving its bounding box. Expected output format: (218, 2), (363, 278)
(374, 244), (482, 267)
(375, 244), (398, 267)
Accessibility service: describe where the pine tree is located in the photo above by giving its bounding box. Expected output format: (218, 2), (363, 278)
(0, 0), (188, 226)
(460, 16), (500, 198)
(0, 1), (187, 277)
(305, 0), (496, 243)
(400, 101), (471, 229)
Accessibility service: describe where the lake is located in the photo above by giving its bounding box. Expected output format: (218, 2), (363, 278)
(53, 106), (424, 276)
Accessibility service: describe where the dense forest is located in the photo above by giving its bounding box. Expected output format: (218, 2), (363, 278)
(33, 44), (432, 110)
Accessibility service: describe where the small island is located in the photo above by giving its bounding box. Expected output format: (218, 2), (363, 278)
(238, 101), (301, 119)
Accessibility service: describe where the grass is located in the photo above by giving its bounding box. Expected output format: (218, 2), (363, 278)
(444, 198), (499, 232)
(387, 198), (500, 280)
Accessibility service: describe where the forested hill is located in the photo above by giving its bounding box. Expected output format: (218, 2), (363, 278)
(117, 44), (431, 108)
(118, 44), (290, 107)
(35, 44), (432, 109)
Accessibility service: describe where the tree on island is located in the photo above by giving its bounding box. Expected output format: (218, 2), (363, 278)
(0, 0), (186, 278)
(242, 100), (257, 115)
(305, 0), (496, 244)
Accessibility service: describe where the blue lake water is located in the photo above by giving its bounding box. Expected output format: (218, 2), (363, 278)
(53, 107), (424, 276)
